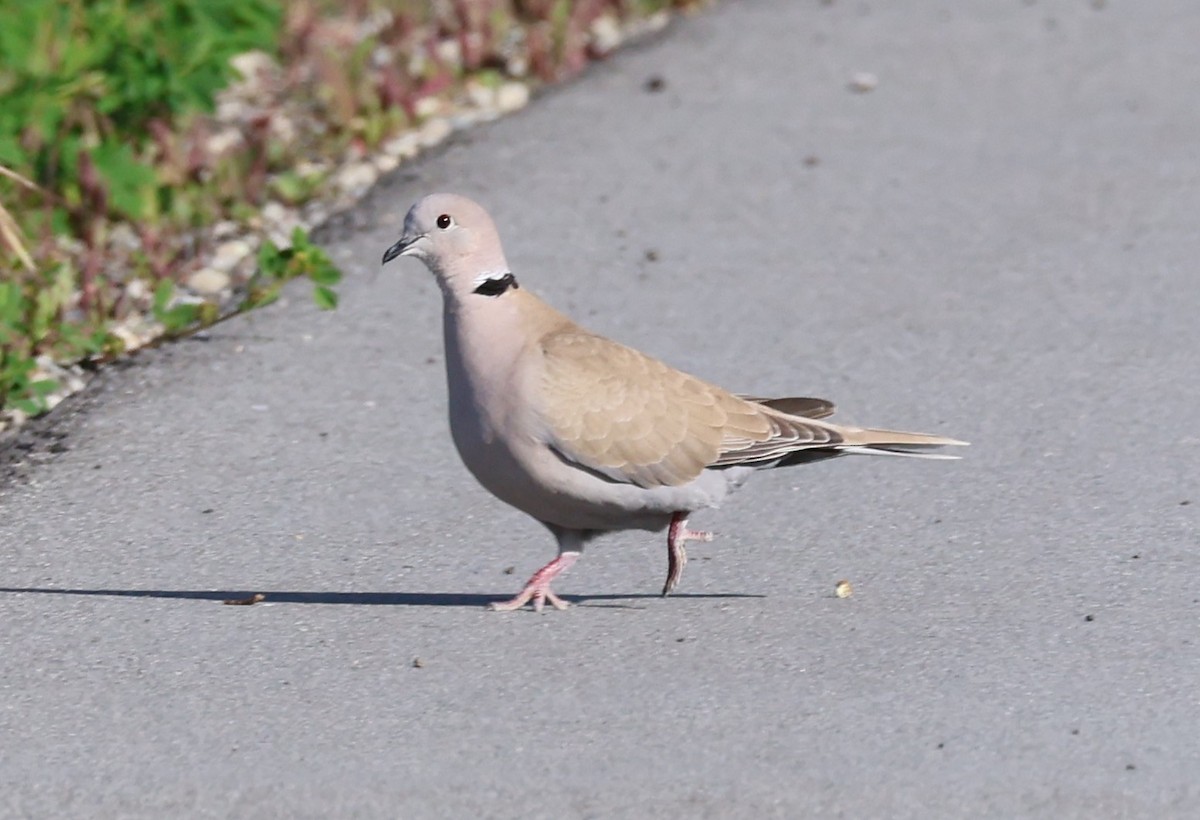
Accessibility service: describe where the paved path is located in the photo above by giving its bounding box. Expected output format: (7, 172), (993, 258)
(3, 1), (1199, 816)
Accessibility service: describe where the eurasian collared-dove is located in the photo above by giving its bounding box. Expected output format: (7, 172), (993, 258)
(382, 193), (966, 612)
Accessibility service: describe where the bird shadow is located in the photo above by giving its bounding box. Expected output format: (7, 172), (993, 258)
(0, 587), (763, 609)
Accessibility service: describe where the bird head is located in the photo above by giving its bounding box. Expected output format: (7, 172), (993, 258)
(382, 193), (515, 300)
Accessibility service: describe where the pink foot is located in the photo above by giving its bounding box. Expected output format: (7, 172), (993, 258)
(489, 551), (580, 612)
(662, 512), (714, 596)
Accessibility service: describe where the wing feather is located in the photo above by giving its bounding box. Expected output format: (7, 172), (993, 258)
(537, 329), (845, 487)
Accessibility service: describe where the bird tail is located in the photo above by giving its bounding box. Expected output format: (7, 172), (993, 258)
(840, 427), (969, 460)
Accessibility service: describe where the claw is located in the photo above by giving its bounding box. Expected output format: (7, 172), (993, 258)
(489, 551), (579, 612)
(663, 512), (713, 596)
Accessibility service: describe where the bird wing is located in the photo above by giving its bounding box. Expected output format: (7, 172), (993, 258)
(535, 329), (843, 488)
(738, 396), (836, 420)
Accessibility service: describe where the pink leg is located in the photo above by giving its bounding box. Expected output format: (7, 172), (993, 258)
(489, 551), (580, 612)
(662, 512), (714, 596)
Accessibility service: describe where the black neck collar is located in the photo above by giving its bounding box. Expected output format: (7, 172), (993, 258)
(473, 273), (519, 297)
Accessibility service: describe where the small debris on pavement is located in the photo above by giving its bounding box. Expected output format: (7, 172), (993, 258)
(223, 593), (266, 606)
(848, 72), (878, 93)
(835, 580), (853, 598)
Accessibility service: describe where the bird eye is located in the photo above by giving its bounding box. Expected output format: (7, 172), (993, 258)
(436, 214), (452, 229)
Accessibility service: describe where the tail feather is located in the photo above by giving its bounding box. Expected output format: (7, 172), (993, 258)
(840, 427), (968, 460)
(839, 445), (963, 460)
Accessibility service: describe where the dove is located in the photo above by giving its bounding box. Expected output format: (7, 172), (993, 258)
(382, 193), (966, 612)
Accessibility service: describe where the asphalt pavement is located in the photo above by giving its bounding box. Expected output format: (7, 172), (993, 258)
(3, 1), (1199, 816)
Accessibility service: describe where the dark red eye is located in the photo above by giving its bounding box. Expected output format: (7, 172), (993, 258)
(436, 214), (452, 229)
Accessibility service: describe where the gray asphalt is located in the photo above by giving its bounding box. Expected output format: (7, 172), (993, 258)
(3, 1), (1200, 816)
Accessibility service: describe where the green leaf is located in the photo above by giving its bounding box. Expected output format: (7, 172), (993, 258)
(89, 140), (158, 219)
(153, 279), (174, 314)
(242, 285), (282, 311)
(30, 378), (58, 397)
(308, 263), (342, 287)
(313, 285), (338, 311)
(161, 303), (200, 333)
(291, 226), (311, 251)
(257, 240), (290, 280)
(269, 172), (310, 205)
(11, 397), (43, 416)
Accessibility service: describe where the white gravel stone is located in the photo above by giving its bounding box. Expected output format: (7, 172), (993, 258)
(34, 357), (87, 394)
(496, 82), (530, 113)
(216, 99), (254, 123)
(506, 54), (529, 78)
(108, 223), (141, 252)
(415, 97), (443, 119)
(111, 324), (147, 353)
(206, 128), (245, 157)
(261, 201), (304, 248)
(375, 153), (400, 174)
(294, 160), (330, 178)
(466, 80), (496, 110)
(269, 113), (298, 147)
(230, 51), (278, 83)
(212, 220), (240, 240)
(124, 278), (149, 303)
(335, 162), (379, 196)
(187, 268), (232, 295)
(210, 239), (252, 272)
(384, 133), (421, 159)
(590, 15), (622, 54)
(450, 111), (488, 130)
(435, 39), (462, 67)
(418, 118), (453, 147)
(645, 11), (670, 32)
(303, 202), (330, 226)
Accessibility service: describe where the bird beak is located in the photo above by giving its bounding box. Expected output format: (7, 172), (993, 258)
(381, 234), (420, 265)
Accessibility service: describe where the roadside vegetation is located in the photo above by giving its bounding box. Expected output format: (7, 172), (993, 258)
(0, 0), (698, 422)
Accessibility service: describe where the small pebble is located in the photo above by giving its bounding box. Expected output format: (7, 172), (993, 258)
(496, 82), (530, 114)
(590, 15), (622, 54)
(186, 267), (232, 295)
(412, 657), (424, 669)
(335, 162), (379, 197)
(835, 580), (853, 598)
(848, 72), (878, 93)
(418, 118), (453, 148)
(223, 593), (266, 606)
(210, 239), (252, 272)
